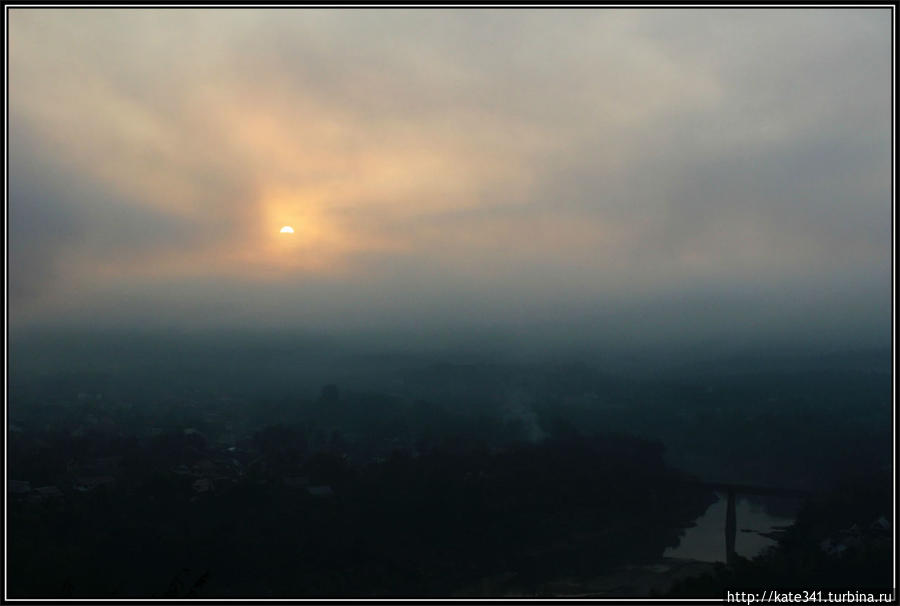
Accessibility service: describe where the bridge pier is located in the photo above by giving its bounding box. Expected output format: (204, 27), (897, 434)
(725, 487), (736, 566)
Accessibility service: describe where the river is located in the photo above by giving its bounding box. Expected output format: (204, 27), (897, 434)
(664, 491), (801, 562)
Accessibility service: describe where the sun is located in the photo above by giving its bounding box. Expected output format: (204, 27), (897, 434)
(280, 225), (294, 234)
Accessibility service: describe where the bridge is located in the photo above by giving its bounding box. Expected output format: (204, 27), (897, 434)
(688, 480), (814, 565)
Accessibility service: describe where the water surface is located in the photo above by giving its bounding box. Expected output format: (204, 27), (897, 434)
(664, 492), (799, 562)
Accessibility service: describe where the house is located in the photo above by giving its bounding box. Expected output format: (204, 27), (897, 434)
(74, 476), (116, 492)
(193, 459), (218, 475)
(307, 485), (334, 497)
(871, 516), (890, 532)
(284, 476), (310, 489)
(72, 456), (121, 477)
(192, 478), (213, 493)
(27, 485), (64, 504)
(9, 480), (31, 494)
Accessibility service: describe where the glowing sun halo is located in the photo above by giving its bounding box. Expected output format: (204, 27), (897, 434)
(280, 225), (294, 234)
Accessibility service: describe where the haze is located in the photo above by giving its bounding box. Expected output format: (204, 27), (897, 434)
(8, 8), (892, 355)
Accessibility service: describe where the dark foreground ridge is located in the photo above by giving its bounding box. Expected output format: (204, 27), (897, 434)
(9, 427), (715, 598)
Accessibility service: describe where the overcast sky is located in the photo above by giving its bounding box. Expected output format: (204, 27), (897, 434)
(8, 9), (893, 351)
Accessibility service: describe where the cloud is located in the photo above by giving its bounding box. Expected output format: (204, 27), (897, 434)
(7, 9), (892, 349)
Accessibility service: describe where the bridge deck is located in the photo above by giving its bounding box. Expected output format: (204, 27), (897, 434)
(689, 480), (813, 498)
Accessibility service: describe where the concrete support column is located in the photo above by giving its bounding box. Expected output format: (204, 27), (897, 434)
(725, 487), (737, 565)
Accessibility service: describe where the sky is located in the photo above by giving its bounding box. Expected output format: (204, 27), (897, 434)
(7, 8), (893, 352)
